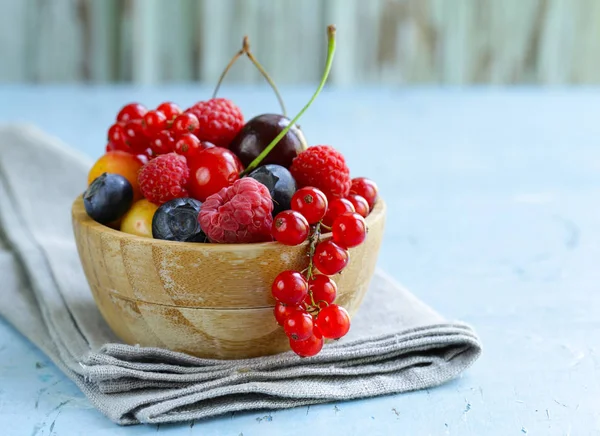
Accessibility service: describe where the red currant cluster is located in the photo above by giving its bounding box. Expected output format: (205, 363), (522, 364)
(270, 179), (378, 357)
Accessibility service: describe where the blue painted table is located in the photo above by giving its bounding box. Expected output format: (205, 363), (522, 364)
(0, 86), (598, 435)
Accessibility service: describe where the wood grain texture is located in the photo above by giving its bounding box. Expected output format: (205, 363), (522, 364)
(3, 0), (600, 84)
(72, 196), (386, 358)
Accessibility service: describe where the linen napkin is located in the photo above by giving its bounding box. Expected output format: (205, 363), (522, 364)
(0, 124), (481, 425)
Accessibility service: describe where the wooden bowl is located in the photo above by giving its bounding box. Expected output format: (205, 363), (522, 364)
(72, 197), (386, 359)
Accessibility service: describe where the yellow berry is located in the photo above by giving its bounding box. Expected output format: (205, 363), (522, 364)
(120, 199), (158, 238)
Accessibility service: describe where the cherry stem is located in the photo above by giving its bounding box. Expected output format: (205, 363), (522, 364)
(211, 42), (245, 100)
(240, 24), (337, 176)
(212, 36), (287, 116)
(246, 50), (287, 117)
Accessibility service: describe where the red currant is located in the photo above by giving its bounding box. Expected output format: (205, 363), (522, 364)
(291, 187), (328, 224)
(174, 133), (202, 158)
(149, 130), (175, 155)
(116, 103), (147, 123)
(289, 326), (324, 357)
(201, 141), (216, 150)
(272, 211), (310, 246)
(350, 177), (378, 210)
(106, 141), (130, 153)
(313, 240), (349, 275)
(171, 113), (199, 137)
(317, 304), (350, 339)
(107, 123), (127, 148)
(332, 212), (367, 248)
(308, 275), (337, 305)
(156, 102), (181, 123)
(322, 198), (355, 227)
(272, 271), (308, 305)
(186, 147), (241, 201)
(142, 110), (167, 137)
(346, 194), (369, 218)
(283, 310), (313, 341)
(123, 119), (149, 153)
(274, 302), (301, 326)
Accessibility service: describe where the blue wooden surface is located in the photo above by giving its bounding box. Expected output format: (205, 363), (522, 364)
(0, 86), (599, 435)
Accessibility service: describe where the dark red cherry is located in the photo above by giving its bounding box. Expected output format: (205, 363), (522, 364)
(227, 114), (307, 169)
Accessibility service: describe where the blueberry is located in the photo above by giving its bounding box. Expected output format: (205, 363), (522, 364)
(248, 164), (297, 215)
(152, 198), (207, 242)
(83, 173), (133, 225)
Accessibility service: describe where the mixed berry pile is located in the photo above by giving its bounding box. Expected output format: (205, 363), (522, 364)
(82, 25), (380, 357)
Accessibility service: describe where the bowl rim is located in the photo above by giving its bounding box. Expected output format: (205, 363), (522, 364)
(72, 195), (386, 252)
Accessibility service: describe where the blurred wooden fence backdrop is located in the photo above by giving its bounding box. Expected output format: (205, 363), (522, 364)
(2, 0), (600, 84)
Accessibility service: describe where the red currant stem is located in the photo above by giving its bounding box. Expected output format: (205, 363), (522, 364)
(320, 223), (332, 232)
(245, 50), (287, 117)
(240, 24), (337, 176)
(306, 303), (320, 313)
(305, 222), (322, 281)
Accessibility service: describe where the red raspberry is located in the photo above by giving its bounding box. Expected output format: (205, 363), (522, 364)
(290, 146), (351, 199)
(199, 177), (273, 243)
(186, 98), (244, 148)
(138, 153), (189, 205)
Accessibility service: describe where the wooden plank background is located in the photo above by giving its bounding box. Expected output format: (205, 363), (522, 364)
(1, 0), (599, 84)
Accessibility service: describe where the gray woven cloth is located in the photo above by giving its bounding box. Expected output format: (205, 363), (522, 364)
(0, 124), (481, 425)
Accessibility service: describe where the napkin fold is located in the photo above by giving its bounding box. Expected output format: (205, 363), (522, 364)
(0, 125), (481, 425)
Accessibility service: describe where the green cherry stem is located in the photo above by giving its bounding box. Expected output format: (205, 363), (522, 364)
(240, 24), (337, 176)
